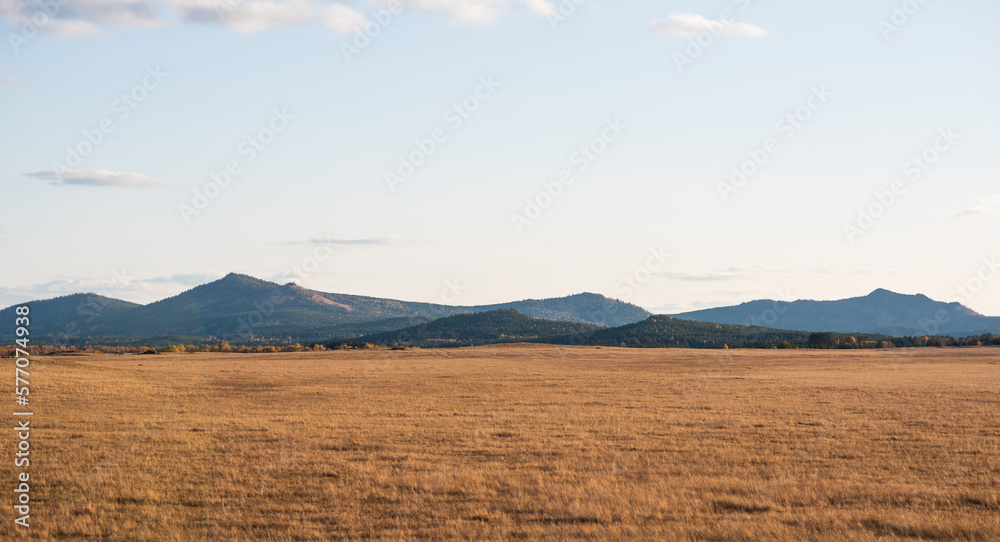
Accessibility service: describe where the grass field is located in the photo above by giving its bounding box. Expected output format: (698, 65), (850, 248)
(3, 345), (1000, 540)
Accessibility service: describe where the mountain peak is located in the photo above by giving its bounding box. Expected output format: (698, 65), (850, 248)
(672, 289), (998, 337)
(867, 288), (898, 297)
(866, 289), (932, 302)
(567, 292), (607, 300)
(215, 273), (276, 288)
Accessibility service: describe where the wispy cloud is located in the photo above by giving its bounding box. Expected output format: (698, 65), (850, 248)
(658, 265), (906, 283)
(26, 169), (168, 188)
(658, 268), (752, 282)
(522, 0), (556, 17)
(289, 236), (407, 247)
(0, 76), (23, 88)
(380, 0), (557, 25)
(954, 194), (1000, 218)
(321, 3), (369, 33)
(142, 272), (227, 285)
(650, 13), (768, 38)
(0, 0), (553, 37)
(0, 0), (366, 35)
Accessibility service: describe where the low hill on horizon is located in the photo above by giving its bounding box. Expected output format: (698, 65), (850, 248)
(339, 313), (925, 350)
(341, 309), (603, 348)
(543, 315), (816, 349)
(670, 289), (1000, 337)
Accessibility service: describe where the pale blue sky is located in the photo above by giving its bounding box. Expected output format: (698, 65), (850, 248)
(2, 0), (999, 315)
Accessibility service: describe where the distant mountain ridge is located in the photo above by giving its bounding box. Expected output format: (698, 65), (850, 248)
(671, 289), (1000, 337)
(0, 273), (650, 343)
(4, 277), (996, 345)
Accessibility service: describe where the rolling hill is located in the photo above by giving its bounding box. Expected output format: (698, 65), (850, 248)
(475, 292), (649, 327)
(543, 315), (817, 349)
(0, 293), (141, 339)
(671, 289), (1000, 337)
(340, 313), (912, 350)
(340, 309), (603, 348)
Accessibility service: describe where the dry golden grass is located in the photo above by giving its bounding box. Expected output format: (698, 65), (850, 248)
(3, 345), (1000, 540)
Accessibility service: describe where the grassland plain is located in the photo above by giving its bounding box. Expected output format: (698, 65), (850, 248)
(3, 345), (1000, 540)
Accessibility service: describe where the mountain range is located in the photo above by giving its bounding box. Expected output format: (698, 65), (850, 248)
(0, 273), (649, 344)
(1, 274), (997, 345)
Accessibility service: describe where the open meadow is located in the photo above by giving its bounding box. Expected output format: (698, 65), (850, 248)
(3, 345), (1000, 540)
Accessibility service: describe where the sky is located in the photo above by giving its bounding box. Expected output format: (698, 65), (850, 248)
(1, 0), (999, 316)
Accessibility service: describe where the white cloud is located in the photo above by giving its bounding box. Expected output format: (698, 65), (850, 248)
(0, 0), (152, 35)
(0, 0), (364, 34)
(211, 0), (321, 33)
(289, 236), (407, 247)
(658, 265), (906, 283)
(321, 3), (368, 33)
(394, 0), (507, 25)
(522, 0), (556, 17)
(0, 0), (553, 36)
(143, 272), (228, 285)
(658, 268), (750, 282)
(650, 13), (768, 38)
(26, 169), (168, 188)
(954, 194), (1000, 218)
(45, 19), (105, 37)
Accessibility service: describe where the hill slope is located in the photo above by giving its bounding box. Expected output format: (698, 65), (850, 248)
(544, 315), (817, 349)
(475, 292), (650, 327)
(0, 293), (140, 340)
(671, 289), (1000, 337)
(345, 309), (602, 348)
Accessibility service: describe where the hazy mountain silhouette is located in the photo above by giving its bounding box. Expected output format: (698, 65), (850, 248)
(671, 289), (1000, 337)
